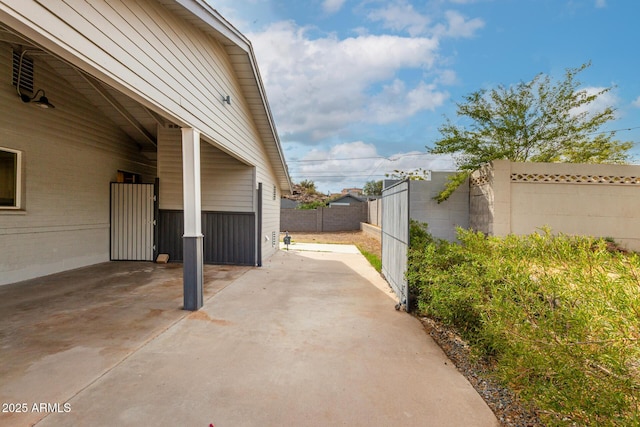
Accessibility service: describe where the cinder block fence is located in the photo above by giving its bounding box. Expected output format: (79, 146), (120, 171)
(280, 204), (368, 232)
(471, 160), (640, 251)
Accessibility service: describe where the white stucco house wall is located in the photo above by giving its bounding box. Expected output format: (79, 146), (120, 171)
(0, 0), (291, 309)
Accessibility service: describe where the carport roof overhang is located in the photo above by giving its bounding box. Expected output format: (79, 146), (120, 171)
(160, 0), (291, 192)
(0, 0), (292, 193)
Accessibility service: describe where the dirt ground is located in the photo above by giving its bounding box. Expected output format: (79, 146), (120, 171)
(281, 230), (381, 258)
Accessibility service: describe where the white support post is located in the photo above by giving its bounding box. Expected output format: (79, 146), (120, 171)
(181, 127), (203, 310)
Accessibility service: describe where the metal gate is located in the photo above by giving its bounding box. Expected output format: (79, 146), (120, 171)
(381, 180), (410, 309)
(157, 210), (256, 266)
(110, 183), (156, 261)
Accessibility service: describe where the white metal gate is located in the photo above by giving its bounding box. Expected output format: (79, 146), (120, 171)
(381, 180), (410, 309)
(110, 183), (155, 261)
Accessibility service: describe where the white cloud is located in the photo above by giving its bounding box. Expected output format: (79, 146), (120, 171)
(322, 0), (347, 14)
(435, 69), (458, 85)
(445, 10), (485, 37)
(249, 21), (443, 141)
(595, 0), (607, 8)
(433, 10), (485, 38)
(570, 86), (619, 118)
(205, 0), (273, 33)
(632, 96), (640, 108)
(365, 2), (484, 39)
(368, 80), (449, 123)
(290, 141), (456, 192)
(366, 2), (431, 36)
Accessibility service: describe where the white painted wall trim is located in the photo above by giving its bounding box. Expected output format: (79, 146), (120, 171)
(181, 127), (203, 237)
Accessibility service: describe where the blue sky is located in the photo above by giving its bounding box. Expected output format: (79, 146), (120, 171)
(210, 0), (640, 193)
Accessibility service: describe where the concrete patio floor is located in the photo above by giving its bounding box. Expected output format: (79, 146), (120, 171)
(0, 248), (498, 427)
(0, 261), (250, 426)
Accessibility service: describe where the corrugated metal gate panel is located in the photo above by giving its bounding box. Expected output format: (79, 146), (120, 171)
(381, 180), (410, 309)
(158, 210), (256, 266)
(158, 210), (183, 261)
(110, 183), (155, 261)
(202, 212), (255, 265)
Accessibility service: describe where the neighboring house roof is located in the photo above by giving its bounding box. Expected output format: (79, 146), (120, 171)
(328, 194), (367, 206)
(280, 198), (299, 209)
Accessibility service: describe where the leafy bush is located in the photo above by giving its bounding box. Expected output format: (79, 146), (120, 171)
(297, 200), (326, 210)
(408, 222), (640, 426)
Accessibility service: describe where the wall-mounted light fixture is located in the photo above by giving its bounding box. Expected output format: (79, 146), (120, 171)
(222, 95), (231, 105)
(22, 88), (55, 108)
(15, 50), (55, 109)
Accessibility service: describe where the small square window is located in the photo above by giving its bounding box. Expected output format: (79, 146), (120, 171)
(0, 147), (21, 209)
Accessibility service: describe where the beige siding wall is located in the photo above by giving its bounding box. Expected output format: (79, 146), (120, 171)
(261, 181), (281, 259)
(157, 126), (253, 211)
(0, 46), (155, 285)
(2, 0), (288, 268)
(156, 126), (281, 262)
(1, 0), (287, 195)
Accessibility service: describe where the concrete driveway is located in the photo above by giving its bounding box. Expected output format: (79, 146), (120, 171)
(1, 247), (498, 427)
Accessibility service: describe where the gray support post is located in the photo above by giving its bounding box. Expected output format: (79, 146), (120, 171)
(181, 127), (203, 310)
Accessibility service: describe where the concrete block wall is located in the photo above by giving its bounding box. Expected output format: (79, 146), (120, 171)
(409, 174), (469, 242)
(323, 205), (368, 231)
(280, 209), (318, 232)
(280, 204), (368, 232)
(361, 222), (381, 241)
(469, 163), (495, 234)
(470, 160), (640, 251)
(367, 199), (382, 226)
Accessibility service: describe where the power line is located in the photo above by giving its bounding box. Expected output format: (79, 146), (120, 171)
(289, 156), (383, 163)
(290, 174), (390, 178)
(291, 172), (381, 175)
(586, 126), (640, 136)
(287, 152), (440, 163)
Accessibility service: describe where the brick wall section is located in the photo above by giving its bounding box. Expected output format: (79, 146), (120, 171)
(322, 205), (368, 231)
(280, 204), (368, 232)
(280, 209), (318, 232)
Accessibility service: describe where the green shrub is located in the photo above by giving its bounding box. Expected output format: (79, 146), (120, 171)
(408, 223), (640, 426)
(297, 200), (326, 210)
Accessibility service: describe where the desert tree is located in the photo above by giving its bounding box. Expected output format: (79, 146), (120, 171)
(363, 180), (383, 196)
(428, 62), (632, 202)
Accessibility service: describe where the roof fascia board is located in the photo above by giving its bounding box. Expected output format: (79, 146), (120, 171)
(172, 0), (291, 191)
(170, 0), (250, 51)
(245, 42), (292, 190)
